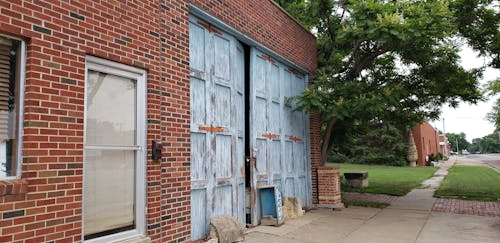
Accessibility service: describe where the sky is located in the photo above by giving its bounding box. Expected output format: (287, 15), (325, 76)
(431, 48), (500, 142)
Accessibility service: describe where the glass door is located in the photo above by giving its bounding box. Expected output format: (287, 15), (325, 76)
(84, 57), (146, 242)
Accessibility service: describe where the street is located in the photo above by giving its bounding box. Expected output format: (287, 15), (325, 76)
(455, 154), (500, 171)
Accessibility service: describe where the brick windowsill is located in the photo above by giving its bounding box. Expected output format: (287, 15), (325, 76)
(0, 179), (28, 196)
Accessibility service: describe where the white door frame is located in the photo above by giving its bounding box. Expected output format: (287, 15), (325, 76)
(83, 56), (147, 243)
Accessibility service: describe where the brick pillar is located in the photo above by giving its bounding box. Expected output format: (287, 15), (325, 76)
(316, 167), (343, 208)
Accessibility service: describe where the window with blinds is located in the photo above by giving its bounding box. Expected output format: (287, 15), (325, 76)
(0, 35), (22, 178)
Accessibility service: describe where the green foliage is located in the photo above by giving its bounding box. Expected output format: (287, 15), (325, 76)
(446, 132), (469, 152)
(479, 134), (500, 153)
(469, 138), (481, 153)
(353, 121), (407, 166)
(446, 132), (470, 152)
(276, 0), (491, 165)
(435, 165), (500, 201)
(487, 78), (500, 130)
(328, 120), (408, 166)
(355, 154), (407, 166)
(274, 0), (317, 30)
(435, 152), (444, 161)
(327, 153), (352, 164)
(471, 132), (500, 153)
(451, 0), (500, 68)
(331, 163), (438, 196)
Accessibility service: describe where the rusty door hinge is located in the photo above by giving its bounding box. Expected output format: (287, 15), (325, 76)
(262, 133), (278, 139)
(261, 54), (275, 64)
(199, 125), (224, 133)
(197, 21), (222, 35)
(288, 68), (299, 76)
(288, 136), (302, 142)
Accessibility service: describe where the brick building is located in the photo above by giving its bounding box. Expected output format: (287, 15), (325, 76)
(0, 1), (335, 242)
(412, 121), (446, 166)
(439, 134), (451, 158)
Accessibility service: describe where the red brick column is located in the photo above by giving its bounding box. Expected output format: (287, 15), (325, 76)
(316, 167), (343, 207)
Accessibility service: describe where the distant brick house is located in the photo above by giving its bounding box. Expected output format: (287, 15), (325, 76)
(439, 133), (451, 157)
(412, 121), (448, 166)
(0, 1), (341, 242)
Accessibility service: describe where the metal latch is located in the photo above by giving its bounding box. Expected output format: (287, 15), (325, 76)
(246, 156), (256, 168)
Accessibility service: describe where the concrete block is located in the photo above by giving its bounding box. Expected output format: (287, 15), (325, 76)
(283, 197), (304, 221)
(210, 216), (244, 243)
(344, 172), (369, 188)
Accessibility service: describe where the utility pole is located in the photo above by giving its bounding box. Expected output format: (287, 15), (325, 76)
(442, 118), (446, 157)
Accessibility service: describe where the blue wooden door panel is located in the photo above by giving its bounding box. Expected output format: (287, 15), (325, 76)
(250, 48), (311, 225)
(213, 84), (231, 127)
(234, 42), (246, 227)
(189, 22), (206, 72)
(189, 16), (212, 240)
(255, 138), (267, 175)
(189, 15), (245, 240)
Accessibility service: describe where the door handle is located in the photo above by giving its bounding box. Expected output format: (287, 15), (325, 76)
(246, 156), (256, 168)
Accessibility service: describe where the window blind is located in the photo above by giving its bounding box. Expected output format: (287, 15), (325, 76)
(0, 41), (11, 141)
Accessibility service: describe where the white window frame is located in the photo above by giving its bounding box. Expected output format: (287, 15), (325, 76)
(0, 34), (26, 180)
(83, 56), (147, 243)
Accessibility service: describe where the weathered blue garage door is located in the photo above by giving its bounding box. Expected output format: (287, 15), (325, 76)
(249, 48), (311, 225)
(189, 16), (245, 239)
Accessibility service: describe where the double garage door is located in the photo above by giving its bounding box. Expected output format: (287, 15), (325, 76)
(189, 15), (311, 239)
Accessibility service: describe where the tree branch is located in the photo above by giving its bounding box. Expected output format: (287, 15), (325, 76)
(355, 49), (387, 75)
(338, 40), (362, 73)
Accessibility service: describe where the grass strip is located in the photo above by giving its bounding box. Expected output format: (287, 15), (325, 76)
(328, 163), (438, 196)
(435, 165), (500, 201)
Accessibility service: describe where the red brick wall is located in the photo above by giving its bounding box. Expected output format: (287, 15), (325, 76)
(412, 122), (440, 166)
(316, 167), (341, 206)
(0, 0), (317, 242)
(190, 0), (317, 71)
(310, 112), (322, 204)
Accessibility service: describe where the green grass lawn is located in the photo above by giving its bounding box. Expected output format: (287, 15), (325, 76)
(434, 165), (500, 201)
(328, 163), (438, 196)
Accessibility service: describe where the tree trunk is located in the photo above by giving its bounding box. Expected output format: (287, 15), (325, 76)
(320, 117), (337, 166)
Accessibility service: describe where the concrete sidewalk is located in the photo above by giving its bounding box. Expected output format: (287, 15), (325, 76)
(245, 207), (500, 243)
(244, 160), (500, 243)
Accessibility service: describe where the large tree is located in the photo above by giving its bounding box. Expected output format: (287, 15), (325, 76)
(478, 133), (500, 153)
(446, 132), (470, 153)
(487, 78), (500, 129)
(276, 0), (498, 165)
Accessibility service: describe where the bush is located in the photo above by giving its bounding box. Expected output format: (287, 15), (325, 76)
(328, 120), (409, 166)
(354, 153), (407, 166)
(435, 152), (443, 161)
(328, 153), (352, 163)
